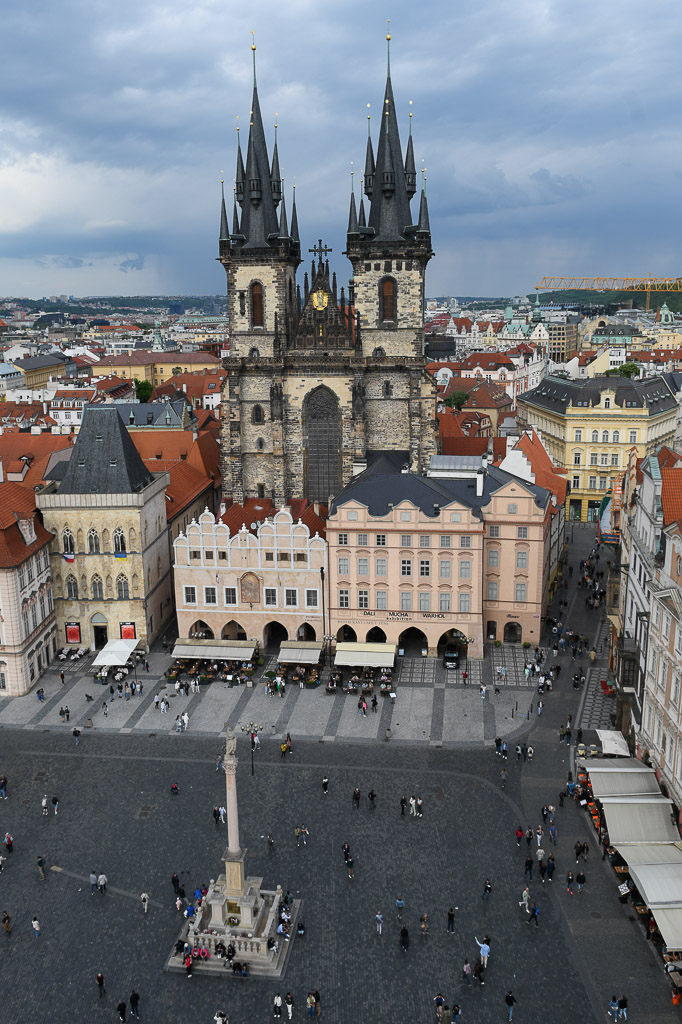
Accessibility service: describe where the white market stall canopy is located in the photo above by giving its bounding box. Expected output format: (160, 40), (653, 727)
(92, 638), (139, 667)
(277, 641), (324, 665)
(614, 843), (682, 866)
(648, 908), (682, 951)
(627, 863), (682, 908)
(172, 639), (256, 661)
(579, 759), (661, 799)
(600, 796), (679, 845)
(334, 642), (397, 669)
(596, 729), (631, 757)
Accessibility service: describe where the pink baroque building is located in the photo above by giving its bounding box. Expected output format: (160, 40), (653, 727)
(327, 459), (554, 658)
(172, 503), (327, 651)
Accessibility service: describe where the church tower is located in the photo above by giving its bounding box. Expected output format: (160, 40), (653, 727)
(219, 38), (436, 506)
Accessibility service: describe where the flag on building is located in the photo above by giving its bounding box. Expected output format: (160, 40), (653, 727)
(63, 551), (75, 562)
(114, 552), (127, 560)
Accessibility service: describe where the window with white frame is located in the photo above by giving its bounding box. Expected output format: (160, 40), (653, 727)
(224, 587), (237, 605)
(672, 675), (680, 708)
(574, 429), (583, 442)
(440, 535), (452, 547)
(339, 589), (349, 608)
(507, 504), (517, 514)
(458, 592), (471, 613)
(18, 568), (25, 590)
(488, 525), (500, 537)
(629, 430), (637, 443)
(460, 536), (472, 548)
(599, 477), (607, 489)
(515, 582), (527, 602)
(357, 533), (368, 546)
(358, 590), (369, 609)
(338, 557), (350, 575)
(663, 613), (671, 641)
(285, 589), (297, 607)
(419, 535), (430, 548)
(573, 452), (581, 466)
(439, 559), (451, 578)
(488, 549), (500, 568)
(400, 534), (412, 547)
(400, 511), (411, 522)
(264, 588), (277, 606)
(400, 591), (412, 611)
(589, 476), (597, 489)
(375, 558), (387, 576)
(487, 580), (498, 600)
(357, 558), (369, 576)
(376, 534), (387, 546)
(516, 550), (528, 569)
(611, 453), (619, 466)
(517, 527), (528, 539)
(338, 533), (349, 545)
(419, 592), (430, 611)
(459, 560), (471, 578)
(401, 559), (412, 577)
(573, 475), (580, 488)
(347, 510), (357, 521)
(600, 453), (608, 466)
(439, 592), (451, 612)
(419, 559), (431, 577)
(376, 590), (387, 610)
(590, 453), (598, 466)
(204, 586), (217, 605)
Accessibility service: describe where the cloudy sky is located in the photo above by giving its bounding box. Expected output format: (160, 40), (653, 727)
(1, 0), (681, 299)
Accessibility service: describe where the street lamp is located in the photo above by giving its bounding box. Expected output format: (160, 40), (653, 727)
(324, 634), (335, 669)
(240, 721), (263, 776)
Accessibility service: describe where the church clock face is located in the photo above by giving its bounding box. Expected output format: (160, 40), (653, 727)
(312, 289), (328, 310)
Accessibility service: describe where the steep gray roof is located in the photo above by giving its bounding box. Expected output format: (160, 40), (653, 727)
(521, 374), (678, 416)
(115, 399), (194, 428)
(58, 405), (154, 495)
(330, 465), (550, 519)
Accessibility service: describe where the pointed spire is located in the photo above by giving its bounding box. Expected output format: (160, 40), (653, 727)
(404, 102), (416, 198)
(290, 184), (299, 242)
(270, 116), (282, 204)
(358, 189), (367, 228)
(278, 189), (289, 237)
(417, 175), (430, 236)
(304, 272), (309, 303)
(348, 190), (359, 233)
(237, 36), (279, 248)
(332, 271), (337, 302)
(219, 177), (229, 241)
(366, 48), (413, 240)
(235, 120), (245, 203)
(340, 285), (345, 315)
(364, 106), (375, 196)
(232, 196), (240, 236)
(296, 282), (302, 312)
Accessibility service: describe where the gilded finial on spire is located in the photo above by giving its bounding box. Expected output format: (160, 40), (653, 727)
(409, 99), (413, 136)
(350, 162), (355, 194)
(366, 103), (371, 136)
(386, 19), (391, 77)
(251, 30), (257, 86)
(274, 112), (278, 143)
(421, 163), (427, 195)
(385, 97), (390, 135)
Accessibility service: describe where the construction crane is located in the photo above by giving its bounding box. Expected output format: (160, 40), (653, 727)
(535, 275), (682, 311)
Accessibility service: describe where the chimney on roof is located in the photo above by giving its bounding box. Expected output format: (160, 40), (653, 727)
(476, 469), (484, 497)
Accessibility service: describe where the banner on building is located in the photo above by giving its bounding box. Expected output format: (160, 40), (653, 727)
(120, 622), (136, 640)
(65, 622), (81, 645)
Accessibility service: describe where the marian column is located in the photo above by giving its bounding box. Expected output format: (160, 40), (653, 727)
(222, 723), (246, 897)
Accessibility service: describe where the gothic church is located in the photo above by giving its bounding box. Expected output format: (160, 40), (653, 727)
(219, 44), (436, 505)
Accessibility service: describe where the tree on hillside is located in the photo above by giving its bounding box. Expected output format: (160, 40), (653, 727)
(134, 378), (153, 402)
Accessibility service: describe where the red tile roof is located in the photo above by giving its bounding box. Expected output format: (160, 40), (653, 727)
(0, 482), (53, 567)
(219, 499), (326, 539)
(0, 434), (75, 489)
(514, 429), (568, 506)
(661, 466), (682, 525)
(441, 436), (489, 457)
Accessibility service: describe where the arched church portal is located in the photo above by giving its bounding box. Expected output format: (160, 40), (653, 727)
(302, 386), (341, 503)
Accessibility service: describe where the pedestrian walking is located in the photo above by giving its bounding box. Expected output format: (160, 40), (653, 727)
(400, 794), (407, 816)
(41, 794), (48, 816)
(515, 826), (524, 847)
(117, 999), (127, 1022)
(420, 912), (429, 935)
(505, 991), (517, 1021)
(368, 789), (376, 809)
(482, 879), (492, 899)
(285, 993), (294, 1020)
(342, 841), (350, 862)
(582, 841), (589, 862)
(98, 871), (107, 895)
(574, 840), (583, 863)
(396, 896), (404, 919)
(37, 855), (46, 880)
(352, 787), (360, 808)
(140, 891), (149, 913)
(273, 993), (283, 1018)
(59, 707), (65, 723)
(346, 856), (354, 879)
(31, 916), (40, 937)
(3, 832), (13, 853)
(89, 870), (98, 895)
(416, 796), (423, 817)
(618, 995), (628, 1019)
(306, 993), (316, 1018)
(527, 745), (534, 761)
(171, 872), (180, 894)
(72, 727), (80, 745)
(549, 824), (557, 846)
(461, 959), (472, 985)
(524, 856), (533, 880)
(375, 911), (383, 934)
(527, 901), (539, 927)
(519, 887), (530, 913)
(102, 701), (108, 717)
(95, 973), (106, 998)
(475, 935), (490, 967)
(566, 871), (574, 894)
(59, 671), (65, 685)
(322, 776), (328, 795)
(400, 925), (409, 952)
(64, 706), (70, 721)
(52, 794), (59, 815)
(500, 768), (507, 788)
(409, 795), (417, 816)
(576, 870), (586, 893)
(607, 996), (619, 1017)
(2, 910), (11, 934)
(129, 991), (140, 1019)
(0, 773), (6, 799)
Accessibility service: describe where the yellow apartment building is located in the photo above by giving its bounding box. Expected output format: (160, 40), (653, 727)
(517, 375), (678, 522)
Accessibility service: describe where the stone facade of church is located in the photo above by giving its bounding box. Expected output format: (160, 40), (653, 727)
(219, 53), (437, 505)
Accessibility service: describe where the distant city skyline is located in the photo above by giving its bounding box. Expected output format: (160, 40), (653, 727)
(1, 0), (681, 298)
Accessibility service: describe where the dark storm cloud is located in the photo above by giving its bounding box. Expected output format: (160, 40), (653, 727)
(1, 0), (681, 295)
